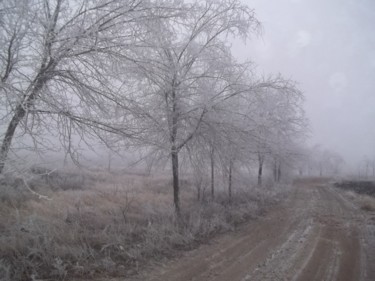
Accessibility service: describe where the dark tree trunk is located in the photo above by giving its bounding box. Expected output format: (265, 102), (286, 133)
(171, 149), (180, 217)
(210, 146), (215, 199)
(107, 154), (112, 173)
(0, 105), (26, 173)
(277, 163), (281, 182)
(228, 160), (233, 201)
(169, 82), (181, 218)
(196, 183), (201, 201)
(0, 57), (54, 174)
(273, 160), (277, 182)
(195, 172), (202, 201)
(257, 153), (264, 186)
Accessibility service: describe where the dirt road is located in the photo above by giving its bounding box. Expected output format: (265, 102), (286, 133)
(130, 180), (375, 281)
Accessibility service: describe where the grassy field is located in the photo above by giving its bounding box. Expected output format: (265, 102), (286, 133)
(0, 169), (289, 281)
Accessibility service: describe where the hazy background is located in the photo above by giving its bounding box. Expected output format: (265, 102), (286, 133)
(233, 0), (375, 170)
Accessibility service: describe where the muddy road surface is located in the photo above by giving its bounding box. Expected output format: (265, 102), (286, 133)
(128, 180), (375, 281)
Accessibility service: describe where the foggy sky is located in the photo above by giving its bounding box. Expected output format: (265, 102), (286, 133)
(234, 0), (375, 169)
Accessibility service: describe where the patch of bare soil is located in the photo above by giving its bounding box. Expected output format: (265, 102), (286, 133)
(122, 180), (375, 281)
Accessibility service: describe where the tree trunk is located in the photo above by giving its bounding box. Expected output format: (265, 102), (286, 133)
(0, 58), (54, 174)
(195, 173), (202, 201)
(273, 160), (277, 182)
(107, 153), (112, 173)
(257, 153), (264, 186)
(0, 105), (26, 173)
(196, 183), (201, 201)
(228, 159), (233, 201)
(210, 146), (215, 199)
(169, 82), (181, 218)
(277, 163), (281, 182)
(171, 149), (180, 217)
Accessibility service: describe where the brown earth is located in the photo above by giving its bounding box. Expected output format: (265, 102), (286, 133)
(123, 180), (375, 281)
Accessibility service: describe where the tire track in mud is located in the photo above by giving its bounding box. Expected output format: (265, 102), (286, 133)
(126, 181), (375, 281)
(295, 185), (362, 281)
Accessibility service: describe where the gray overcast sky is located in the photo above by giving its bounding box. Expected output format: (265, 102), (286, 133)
(233, 0), (375, 169)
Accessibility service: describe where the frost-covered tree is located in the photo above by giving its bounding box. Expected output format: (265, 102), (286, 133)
(306, 145), (344, 177)
(0, 0), (179, 173)
(121, 0), (260, 215)
(0, 0), (310, 216)
(253, 79), (308, 183)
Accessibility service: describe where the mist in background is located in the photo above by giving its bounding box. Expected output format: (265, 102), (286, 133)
(233, 0), (375, 170)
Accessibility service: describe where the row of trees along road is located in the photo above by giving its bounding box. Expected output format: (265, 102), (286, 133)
(300, 145), (345, 177)
(0, 0), (308, 217)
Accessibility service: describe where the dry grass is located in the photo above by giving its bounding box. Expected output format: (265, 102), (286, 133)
(344, 190), (357, 200)
(0, 170), (288, 281)
(359, 196), (375, 212)
(341, 189), (375, 212)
